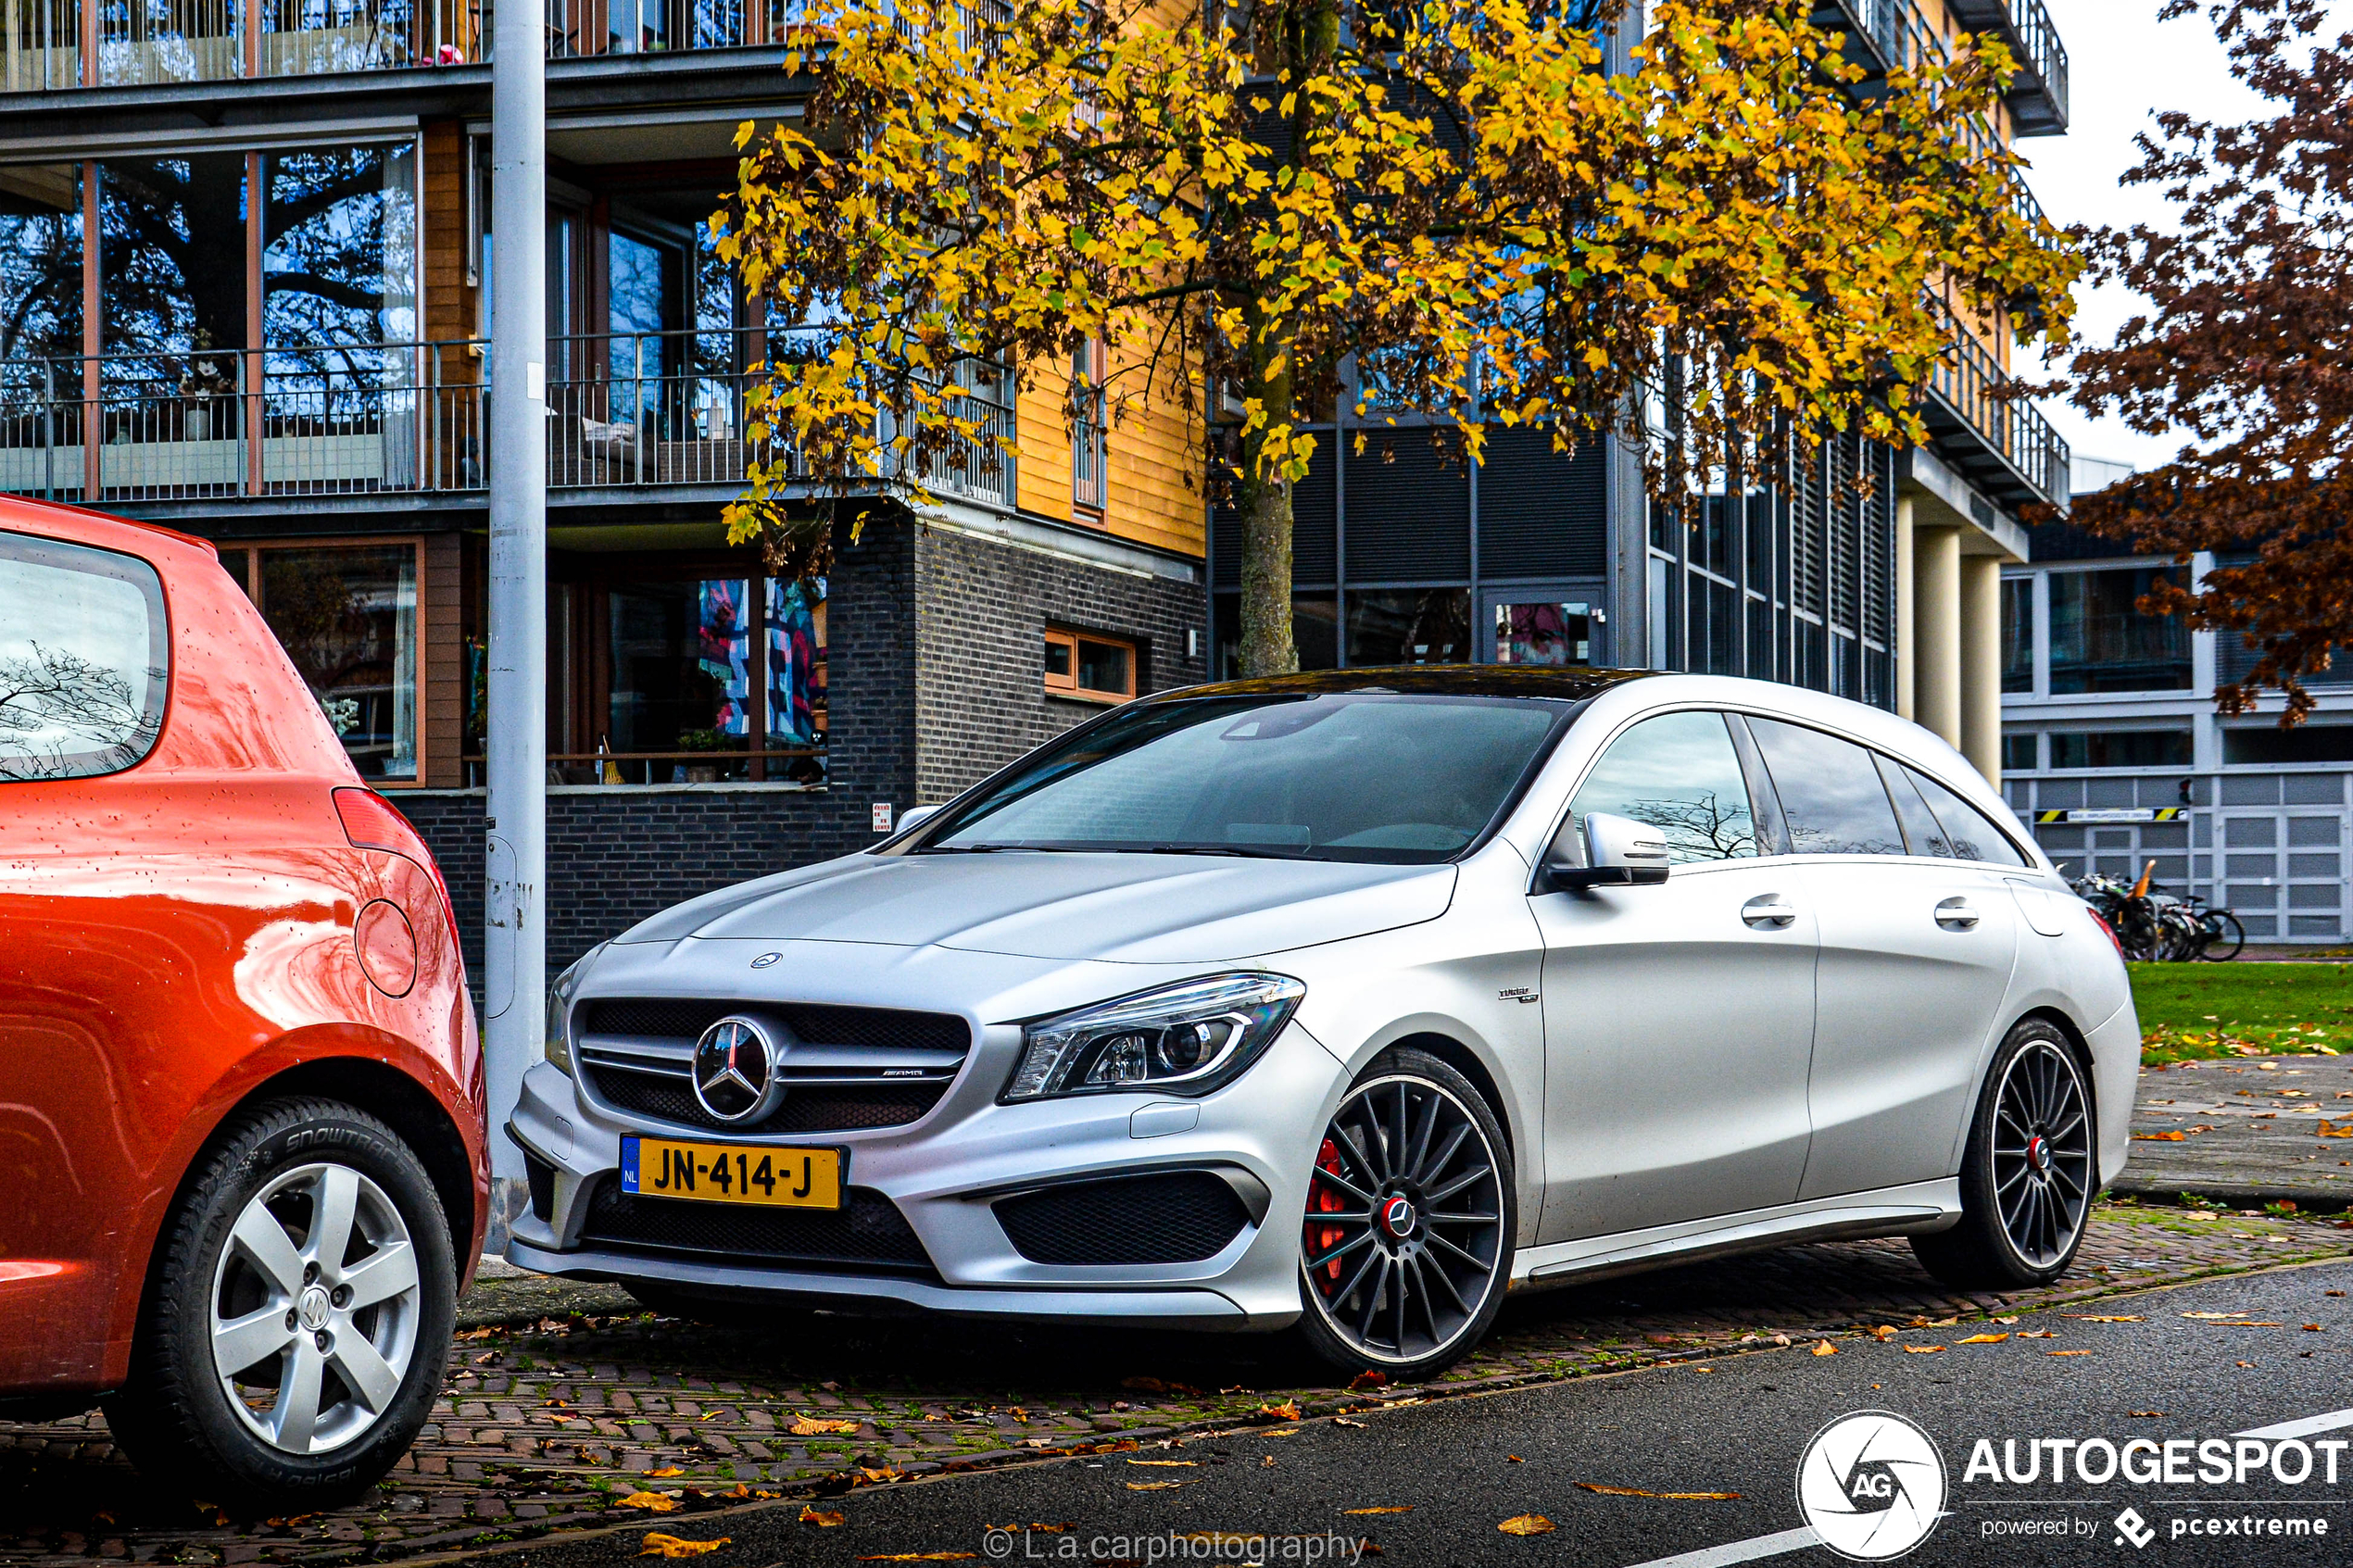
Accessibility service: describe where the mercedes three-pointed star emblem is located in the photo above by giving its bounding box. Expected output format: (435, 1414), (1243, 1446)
(691, 1015), (785, 1123)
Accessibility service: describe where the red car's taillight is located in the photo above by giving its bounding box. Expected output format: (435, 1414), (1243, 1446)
(334, 787), (460, 952)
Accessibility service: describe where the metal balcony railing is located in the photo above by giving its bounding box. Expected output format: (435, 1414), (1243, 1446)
(0, 328), (1016, 510)
(1919, 295), (2069, 512)
(1944, 0), (2068, 135)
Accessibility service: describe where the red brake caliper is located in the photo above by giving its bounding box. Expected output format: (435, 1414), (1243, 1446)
(1311, 1137), (1347, 1285)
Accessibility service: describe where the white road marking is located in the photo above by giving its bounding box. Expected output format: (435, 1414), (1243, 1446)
(2236, 1408), (2353, 1441)
(1619, 1525), (1823, 1568)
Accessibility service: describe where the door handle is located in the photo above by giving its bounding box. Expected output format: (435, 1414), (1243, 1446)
(1935, 897), (1982, 930)
(1742, 894), (1798, 929)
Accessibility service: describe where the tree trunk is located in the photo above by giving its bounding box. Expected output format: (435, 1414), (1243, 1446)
(1236, 443), (1297, 677)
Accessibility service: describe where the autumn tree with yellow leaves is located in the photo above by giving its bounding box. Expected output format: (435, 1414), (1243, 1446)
(717, 0), (2079, 676)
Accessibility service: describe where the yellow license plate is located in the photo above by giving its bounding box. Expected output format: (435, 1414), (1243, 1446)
(622, 1137), (843, 1210)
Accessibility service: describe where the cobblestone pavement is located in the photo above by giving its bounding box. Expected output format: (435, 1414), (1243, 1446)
(2114, 1056), (2353, 1209)
(1, 1200), (2347, 1566)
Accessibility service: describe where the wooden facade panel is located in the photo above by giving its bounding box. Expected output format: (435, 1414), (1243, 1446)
(422, 530), (466, 787)
(421, 119), (475, 347)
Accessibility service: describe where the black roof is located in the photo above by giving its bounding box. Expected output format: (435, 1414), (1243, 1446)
(1143, 665), (1655, 705)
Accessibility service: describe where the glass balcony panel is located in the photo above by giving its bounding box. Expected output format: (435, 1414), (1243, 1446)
(96, 0), (242, 83)
(1, 0), (82, 87)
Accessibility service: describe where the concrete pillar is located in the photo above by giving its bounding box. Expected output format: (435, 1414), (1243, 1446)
(1914, 524), (1962, 750)
(1959, 553), (2003, 784)
(1894, 497), (1916, 721)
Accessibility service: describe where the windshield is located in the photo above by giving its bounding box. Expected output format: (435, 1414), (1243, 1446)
(917, 694), (1569, 864)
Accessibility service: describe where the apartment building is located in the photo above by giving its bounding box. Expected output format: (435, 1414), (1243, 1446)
(2000, 458), (2353, 945)
(0, 0), (2070, 970)
(0, 0), (1207, 969)
(1209, 0), (2074, 790)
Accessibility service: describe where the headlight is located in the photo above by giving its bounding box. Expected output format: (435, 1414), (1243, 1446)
(543, 942), (608, 1076)
(1001, 973), (1305, 1102)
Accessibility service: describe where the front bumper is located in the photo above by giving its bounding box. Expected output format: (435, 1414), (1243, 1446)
(505, 1018), (1344, 1328)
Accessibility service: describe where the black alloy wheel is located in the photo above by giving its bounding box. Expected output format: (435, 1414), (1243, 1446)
(1913, 1020), (2095, 1290)
(1295, 1047), (1512, 1380)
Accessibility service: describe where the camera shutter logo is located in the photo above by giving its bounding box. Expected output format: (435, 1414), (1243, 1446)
(1795, 1411), (1947, 1561)
(692, 1016), (786, 1123)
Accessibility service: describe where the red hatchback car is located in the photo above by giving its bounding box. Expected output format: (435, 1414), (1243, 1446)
(0, 497), (484, 1507)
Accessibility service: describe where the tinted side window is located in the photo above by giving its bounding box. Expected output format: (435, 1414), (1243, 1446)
(1746, 718), (1906, 856)
(1877, 753), (1955, 858)
(1906, 765), (2031, 867)
(1569, 710), (1759, 864)
(0, 532), (169, 782)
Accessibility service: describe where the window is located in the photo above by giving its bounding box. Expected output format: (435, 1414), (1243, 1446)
(2048, 730), (2193, 770)
(1494, 602), (1593, 665)
(1568, 710), (1758, 864)
(2223, 725), (2353, 766)
(1346, 588), (1470, 666)
(0, 530), (169, 781)
(0, 164), (82, 372)
(1215, 594), (1338, 678)
(2002, 733), (2039, 773)
(1044, 628), (1136, 702)
(924, 693), (1564, 863)
(241, 543), (421, 782)
(1745, 718), (1906, 856)
(2001, 576), (2032, 694)
(1904, 764), (2030, 867)
(2048, 569), (2192, 693)
(1878, 754), (1951, 858)
(1070, 339), (1106, 516)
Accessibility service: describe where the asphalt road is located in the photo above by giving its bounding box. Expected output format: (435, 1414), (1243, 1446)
(494, 1259), (2353, 1568)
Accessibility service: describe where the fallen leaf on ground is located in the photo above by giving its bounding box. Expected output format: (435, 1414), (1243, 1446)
(1349, 1371), (1390, 1391)
(2020, 1331), (2055, 1338)
(1811, 1341), (1838, 1356)
(2183, 1312), (2249, 1320)
(1333, 1417), (1367, 1428)
(983, 1524), (1073, 1534)
(1257, 1402), (1302, 1422)
(1871, 1325), (1897, 1340)
(638, 1535), (730, 1558)
(1261, 1455), (1277, 1469)
(1126, 1460), (1196, 1467)
(2136, 1132), (2188, 1142)
(2046, 1350), (2094, 1357)
(790, 1416), (862, 1436)
(1994, 1316), (2020, 1324)
(618, 1494), (680, 1513)
(1508, 1455), (1525, 1462)
(1904, 1346), (1945, 1354)
(799, 1507), (846, 1527)
(721, 1484), (750, 1499)
(644, 1468), (685, 1478)
(1342, 1506), (1413, 1514)
(1957, 1334), (2010, 1345)
(2305, 1324), (2324, 1332)
(1575, 1482), (1739, 1499)
(1498, 1515), (1556, 1536)
(2130, 1411), (2163, 1418)
(2062, 1315), (2145, 1323)
(1263, 1428), (1300, 1436)
(1126, 1481), (1192, 1492)
(853, 1556), (975, 1563)
(2318, 1121), (2353, 1138)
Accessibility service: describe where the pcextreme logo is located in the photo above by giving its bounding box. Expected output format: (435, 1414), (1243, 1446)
(1796, 1411), (1950, 1562)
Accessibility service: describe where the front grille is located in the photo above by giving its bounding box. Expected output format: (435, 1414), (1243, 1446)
(574, 996), (971, 1136)
(582, 998), (969, 1055)
(994, 1173), (1253, 1266)
(581, 1180), (936, 1275)
(596, 1074), (941, 1134)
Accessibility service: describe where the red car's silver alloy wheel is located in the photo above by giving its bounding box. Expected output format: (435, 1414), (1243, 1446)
(209, 1162), (422, 1455)
(1302, 1074), (1505, 1365)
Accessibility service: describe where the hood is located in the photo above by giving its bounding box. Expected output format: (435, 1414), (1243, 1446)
(640, 851), (1458, 963)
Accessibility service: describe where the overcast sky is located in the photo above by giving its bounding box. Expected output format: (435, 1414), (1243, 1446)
(2020, 0), (2352, 475)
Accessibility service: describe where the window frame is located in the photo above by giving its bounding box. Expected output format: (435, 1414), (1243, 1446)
(223, 534), (428, 787)
(1043, 625), (1138, 704)
(1729, 709), (2035, 869)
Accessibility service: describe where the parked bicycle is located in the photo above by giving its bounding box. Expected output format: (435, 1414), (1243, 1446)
(2066, 861), (2244, 962)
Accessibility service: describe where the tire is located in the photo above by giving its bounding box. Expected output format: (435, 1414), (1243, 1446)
(103, 1098), (457, 1512)
(1294, 1047), (1515, 1382)
(2201, 911), (2246, 963)
(1911, 1020), (2095, 1292)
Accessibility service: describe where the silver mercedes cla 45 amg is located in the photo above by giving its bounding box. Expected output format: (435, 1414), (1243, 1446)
(508, 667), (2137, 1378)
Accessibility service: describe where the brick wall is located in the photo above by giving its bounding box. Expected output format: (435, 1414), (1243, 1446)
(912, 522), (1208, 802)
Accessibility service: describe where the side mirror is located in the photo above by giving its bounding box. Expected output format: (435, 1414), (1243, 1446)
(898, 804), (941, 833)
(1540, 810), (1671, 892)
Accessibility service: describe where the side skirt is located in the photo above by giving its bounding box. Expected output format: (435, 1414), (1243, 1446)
(1508, 1178), (1962, 1292)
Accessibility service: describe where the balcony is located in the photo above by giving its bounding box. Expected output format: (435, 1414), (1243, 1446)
(0, 329), (1016, 511)
(1917, 296), (2068, 515)
(1944, 0), (2067, 136)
